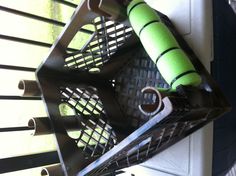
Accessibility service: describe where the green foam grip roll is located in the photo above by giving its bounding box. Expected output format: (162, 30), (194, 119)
(127, 0), (202, 90)
(157, 49), (201, 89)
(127, 0), (161, 34)
(140, 22), (179, 60)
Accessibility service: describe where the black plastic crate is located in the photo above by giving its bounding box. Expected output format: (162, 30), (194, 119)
(35, 0), (230, 175)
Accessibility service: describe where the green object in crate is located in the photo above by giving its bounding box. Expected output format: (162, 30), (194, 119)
(127, 0), (202, 90)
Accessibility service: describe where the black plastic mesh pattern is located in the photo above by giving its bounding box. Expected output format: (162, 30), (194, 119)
(60, 86), (117, 157)
(117, 124), (186, 167)
(90, 117), (207, 175)
(35, 3), (229, 175)
(64, 16), (133, 71)
(114, 48), (170, 126)
(122, 119), (207, 165)
(86, 97), (204, 175)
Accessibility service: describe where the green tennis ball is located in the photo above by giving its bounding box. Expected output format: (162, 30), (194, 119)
(128, 0), (161, 34)
(140, 22), (179, 61)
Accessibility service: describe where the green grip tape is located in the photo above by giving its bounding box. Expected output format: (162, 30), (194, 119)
(127, 0), (161, 34)
(127, 0), (202, 90)
(157, 49), (202, 89)
(140, 22), (179, 60)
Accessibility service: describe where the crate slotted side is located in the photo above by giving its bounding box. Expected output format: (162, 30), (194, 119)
(64, 16), (133, 71)
(55, 16), (138, 158)
(35, 3), (140, 172)
(60, 86), (117, 157)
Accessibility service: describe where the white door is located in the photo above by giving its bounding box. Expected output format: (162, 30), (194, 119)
(122, 0), (214, 175)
